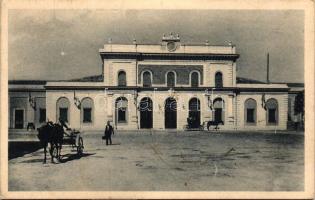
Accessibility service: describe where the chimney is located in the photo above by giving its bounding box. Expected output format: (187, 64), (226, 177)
(267, 53), (270, 84)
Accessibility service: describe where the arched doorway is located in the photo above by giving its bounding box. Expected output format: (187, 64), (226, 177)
(165, 97), (177, 129)
(188, 98), (201, 128)
(213, 98), (224, 123)
(140, 97), (153, 128)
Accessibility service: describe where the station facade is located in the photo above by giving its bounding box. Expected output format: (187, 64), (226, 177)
(9, 34), (304, 131)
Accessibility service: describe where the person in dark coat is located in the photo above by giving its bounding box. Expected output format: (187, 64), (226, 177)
(187, 116), (193, 128)
(58, 117), (72, 136)
(103, 121), (114, 145)
(59, 117), (69, 129)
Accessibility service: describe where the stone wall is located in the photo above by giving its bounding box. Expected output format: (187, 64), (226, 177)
(46, 90), (108, 131)
(137, 64), (203, 85)
(9, 91), (45, 129)
(236, 92), (288, 130)
(45, 90), (288, 131)
(103, 60), (236, 88)
(104, 59), (137, 86)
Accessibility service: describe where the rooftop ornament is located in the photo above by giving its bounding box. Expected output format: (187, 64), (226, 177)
(225, 40), (233, 46)
(162, 32), (180, 42)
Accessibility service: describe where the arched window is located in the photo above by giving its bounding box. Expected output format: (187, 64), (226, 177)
(143, 71), (152, 87)
(244, 98), (257, 124)
(115, 97), (128, 123)
(56, 97), (70, 123)
(215, 72), (223, 88)
(166, 71), (176, 87)
(118, 71), (126, 86)
(213, 98), (224, 123)
(81, 97), (93, 123)
(266, 98), (278, 124)
(190, 71), (199, 87)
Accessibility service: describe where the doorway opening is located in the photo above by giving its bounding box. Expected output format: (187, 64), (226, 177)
(165, 97), (177, 129)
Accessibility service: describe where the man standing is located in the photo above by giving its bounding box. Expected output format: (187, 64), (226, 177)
(104, 121), (114, 145)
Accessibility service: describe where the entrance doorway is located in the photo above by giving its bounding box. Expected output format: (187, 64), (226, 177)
(165, 97), (177, 129)
(214, 108), (222, 122)
(140, 97), (153, 129)
(15, 109), (24, 129)
(188, 98), (200, 128)
(213, 98), (224, 123)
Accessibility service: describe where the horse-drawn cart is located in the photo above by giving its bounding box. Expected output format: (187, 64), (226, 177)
(51, 129), (84, 159)
(183, 123), (205, 131)
(37, 122), (85, 163)
(63, 129), (84, 155)
(183, 120), (225, 131)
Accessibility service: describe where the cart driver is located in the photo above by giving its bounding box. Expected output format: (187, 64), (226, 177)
(58, 117), (72, 136)
(187, 116), (193, 128)
(46, 118), (54, 127)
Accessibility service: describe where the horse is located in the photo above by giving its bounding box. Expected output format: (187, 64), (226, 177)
(207, 120), (224, 131)
(37, 122), (64, 163)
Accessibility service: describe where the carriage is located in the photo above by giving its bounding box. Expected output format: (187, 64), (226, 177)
(205, 120), (224, 130)
(51, 128), (84, 159)
(183, 117), (205, 131)
(183, 124), (204, 131)
(183, 119), (224, 131)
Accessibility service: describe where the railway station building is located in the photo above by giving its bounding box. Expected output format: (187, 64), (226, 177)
(8, 34), (304, 131)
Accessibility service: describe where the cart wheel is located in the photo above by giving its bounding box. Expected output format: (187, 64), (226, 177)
(51, 144), (58, 159)
(77, 137), (84, 156)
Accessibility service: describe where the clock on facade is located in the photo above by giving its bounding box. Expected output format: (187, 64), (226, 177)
(167, 42), (177, 52)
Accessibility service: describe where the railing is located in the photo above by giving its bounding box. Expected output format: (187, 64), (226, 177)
(101, 44), (236, 54)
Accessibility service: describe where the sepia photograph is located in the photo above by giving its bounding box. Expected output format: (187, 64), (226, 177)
(1, 0), (314, 199)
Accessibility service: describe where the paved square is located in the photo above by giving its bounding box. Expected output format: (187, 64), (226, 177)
(9, 131), (304, 191)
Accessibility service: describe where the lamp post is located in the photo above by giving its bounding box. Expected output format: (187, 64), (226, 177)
(133, 90), (139, 129)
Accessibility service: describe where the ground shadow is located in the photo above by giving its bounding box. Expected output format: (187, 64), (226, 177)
(9, 141), (42, 160)
(101, 143), (121, 145)
(60, 153), (95, 163)
(110, 143), (121, 145)
(19, 158), (44, 163)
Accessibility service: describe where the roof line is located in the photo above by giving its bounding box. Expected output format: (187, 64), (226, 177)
(103, 43), (234, 47)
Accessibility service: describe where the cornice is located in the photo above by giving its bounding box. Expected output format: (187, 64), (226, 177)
(100, 52), (240, 61)
(44, 85), (289, 92)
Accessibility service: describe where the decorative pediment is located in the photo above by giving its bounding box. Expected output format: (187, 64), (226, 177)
(162, 33), (180, 52)
(162, 32), (180, 42)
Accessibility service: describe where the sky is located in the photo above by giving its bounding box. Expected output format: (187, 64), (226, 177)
(8, 9), (304, 83)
